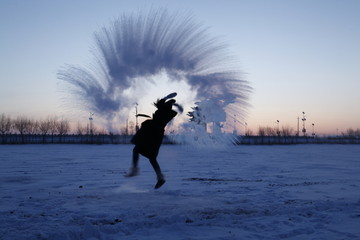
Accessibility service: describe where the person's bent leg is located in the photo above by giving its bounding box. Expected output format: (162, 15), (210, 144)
(149, 157), (166, 189)
(126, 147), (139, 177)
(149, 157), (163, 179)
(132, 147), (139, 169)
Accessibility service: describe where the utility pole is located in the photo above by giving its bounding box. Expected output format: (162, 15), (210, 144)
(297, 117), (300, 137)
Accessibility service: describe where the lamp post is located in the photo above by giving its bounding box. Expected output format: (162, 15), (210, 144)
(135, 103), (139, 131)
(296, 117), (300, 137)
(276, 120), (280, 136)
(301, 112), (306, 136)
(89, 112), (94, 135)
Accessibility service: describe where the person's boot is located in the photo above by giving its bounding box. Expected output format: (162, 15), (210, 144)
(125, 167), (139, 177)
(154, 173), (166, 189)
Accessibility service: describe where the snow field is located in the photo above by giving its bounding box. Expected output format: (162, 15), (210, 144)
(0, 144), (359, 239)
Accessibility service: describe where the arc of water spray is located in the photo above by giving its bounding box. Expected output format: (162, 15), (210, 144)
(58, 8), (251, 141)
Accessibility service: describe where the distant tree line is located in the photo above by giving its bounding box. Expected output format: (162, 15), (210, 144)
(1, 113), (359, 144)
(0, 114), (71, 136)
(0, 113), (134, 144)
(344, 128), (360, 138)
(0, 113), (123, 136)
(254, 125), (360, 138)
(256, 125), (294, 137)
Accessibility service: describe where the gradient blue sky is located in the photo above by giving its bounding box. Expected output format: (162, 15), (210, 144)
(1, 0), (359, 135)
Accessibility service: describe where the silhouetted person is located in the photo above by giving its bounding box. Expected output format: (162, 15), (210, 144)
(126, 93), (181, 189)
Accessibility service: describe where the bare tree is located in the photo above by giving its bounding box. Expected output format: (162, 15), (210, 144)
(76, 121), (86, 135)
(258, 126), (266, 137)
(356, 129), (360, 137)
(245, 129), (253, 136)
(0, 114), (12, 143)
(49, 117), (58, 136)
(346, 128), (360, 138)
(55, 119), (69, 143)
(281, 125), (294, 137)
(28, 119), (39, 135)
(267, 127), (277, 136)
(39, 118), (51, 135)
(129, 121), (135, 135)
(57, 119), (70, 135)
(120, 126), (128, 135)
(0, 113), (12, 135)
(97, 127), (109, 135)
(90, 125), (99, 135)
(13, 116), (31, 135)
(258, 126), (277, 136)
(13, 116), (32, 143)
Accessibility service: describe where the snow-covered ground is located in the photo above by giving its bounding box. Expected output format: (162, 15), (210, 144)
(1, 144), (359, 239)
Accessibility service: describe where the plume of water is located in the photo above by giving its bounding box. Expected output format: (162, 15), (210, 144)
(58, 8), (251, 144)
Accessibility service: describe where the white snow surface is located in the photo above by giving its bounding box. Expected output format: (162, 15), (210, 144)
(1, 144), (359, 240)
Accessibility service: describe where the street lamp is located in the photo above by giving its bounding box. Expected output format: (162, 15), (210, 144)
(89, 112), (94, 135)
(135, 103), (139, 131)
(276, 120), (280, 136)
(302, 112), (306, 136)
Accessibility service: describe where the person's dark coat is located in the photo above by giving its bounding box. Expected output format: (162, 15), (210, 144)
(131, 99), (177, 159)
